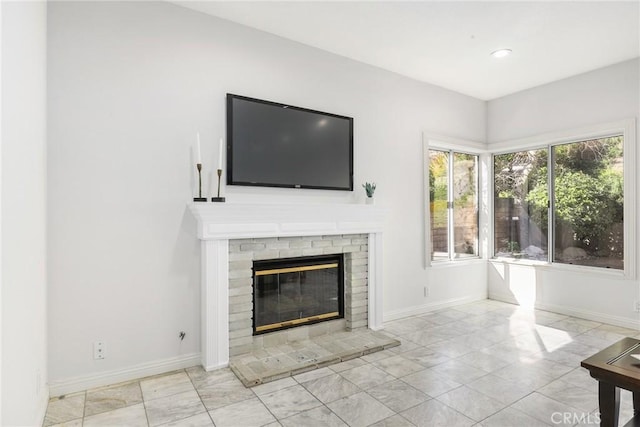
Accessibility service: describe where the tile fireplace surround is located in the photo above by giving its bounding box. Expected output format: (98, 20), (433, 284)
(189, 202), (387, 371)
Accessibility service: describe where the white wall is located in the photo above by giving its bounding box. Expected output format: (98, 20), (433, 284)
(47, 1), (486, 390)
(1, 1), (49, 425)
(487, 59), (640, 328)
(488, 59), (639, 142)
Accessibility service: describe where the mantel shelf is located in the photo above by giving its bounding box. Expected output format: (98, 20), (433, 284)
(189, 202), (388, 240)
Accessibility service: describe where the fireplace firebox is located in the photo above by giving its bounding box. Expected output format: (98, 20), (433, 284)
(253, 255), (344, 335)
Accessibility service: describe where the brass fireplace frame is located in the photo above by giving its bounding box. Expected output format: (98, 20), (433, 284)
(252, 255), (345, 335)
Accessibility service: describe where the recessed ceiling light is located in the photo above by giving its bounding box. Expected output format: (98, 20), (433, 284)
(491, 49), (512, 58)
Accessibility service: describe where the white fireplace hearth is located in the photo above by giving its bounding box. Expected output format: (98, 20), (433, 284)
(189, 202), (387, 371)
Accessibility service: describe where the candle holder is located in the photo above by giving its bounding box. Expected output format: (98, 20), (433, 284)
(212, 168), (225, 202)
(193, 163), (207, 202)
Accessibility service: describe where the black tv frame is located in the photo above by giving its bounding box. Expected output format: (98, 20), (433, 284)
(226, 94), (354, 191)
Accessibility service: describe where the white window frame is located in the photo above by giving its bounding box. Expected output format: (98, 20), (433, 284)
(423, 133), (488, 268)
(489, 119), (636, 279)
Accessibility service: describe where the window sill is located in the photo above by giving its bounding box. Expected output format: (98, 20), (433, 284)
(428, 257), (485, 269)
(537, 261), (626, 278)
(489, 257), (549, 267)
(489, 258), (628, 279)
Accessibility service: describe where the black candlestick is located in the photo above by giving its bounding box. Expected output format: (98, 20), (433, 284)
(193, 163), (206, 202)
(212, 168), (225, 202)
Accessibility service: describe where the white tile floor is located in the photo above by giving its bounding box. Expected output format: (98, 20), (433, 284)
(44, 299), (640, 426)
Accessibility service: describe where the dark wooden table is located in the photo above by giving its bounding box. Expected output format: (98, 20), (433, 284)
(582, 337), (640, 427)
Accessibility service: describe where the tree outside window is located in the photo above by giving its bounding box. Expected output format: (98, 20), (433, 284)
(493, 136), (623, 270)
(494, 149), (548, 260)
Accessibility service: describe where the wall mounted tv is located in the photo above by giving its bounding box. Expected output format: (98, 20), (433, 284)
(226, 94), (354, 191)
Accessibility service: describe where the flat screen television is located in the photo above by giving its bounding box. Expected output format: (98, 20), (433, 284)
(226, 94), (353, 191)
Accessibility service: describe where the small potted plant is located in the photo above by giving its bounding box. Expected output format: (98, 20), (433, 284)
(363, 182), (376, 204)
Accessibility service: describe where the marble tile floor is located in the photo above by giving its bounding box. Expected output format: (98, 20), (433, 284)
(44, 299), (640, 426)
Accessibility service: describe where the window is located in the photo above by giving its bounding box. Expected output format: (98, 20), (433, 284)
(429, 149), (479, 261)
(552, 137), (624, 269)
(493, 135), (624, 270)
(494, 149), (548, 260)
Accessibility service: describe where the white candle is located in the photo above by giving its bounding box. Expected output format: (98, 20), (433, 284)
(196, 133), (202, 164)
(218, 138), (224, 170)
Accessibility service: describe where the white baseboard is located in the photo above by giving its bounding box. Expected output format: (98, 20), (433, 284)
(489, 292), (640, 330)
(203, 362), (229, 372)
(383, 293), (487, 323)
(49, 352), (201, 397)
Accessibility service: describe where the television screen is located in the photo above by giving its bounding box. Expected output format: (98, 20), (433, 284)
(226, 94), (353, 191)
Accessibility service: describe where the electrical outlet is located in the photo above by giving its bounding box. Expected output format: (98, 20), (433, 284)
(634, 301), (640, 313)
(424, 286), (430, 297)
(94, 341), (105, 360)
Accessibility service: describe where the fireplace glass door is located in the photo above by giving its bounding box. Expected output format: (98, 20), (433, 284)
(253, 255), (344, 334)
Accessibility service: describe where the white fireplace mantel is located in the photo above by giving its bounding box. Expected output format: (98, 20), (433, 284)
(189, 202), (388, 371)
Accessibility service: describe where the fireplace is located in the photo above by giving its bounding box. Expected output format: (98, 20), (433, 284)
(189, 202), (386, 371)
(253, 255), (344, 334)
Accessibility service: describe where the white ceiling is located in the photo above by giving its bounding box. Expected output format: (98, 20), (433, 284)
(176, 1), (640, 100)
